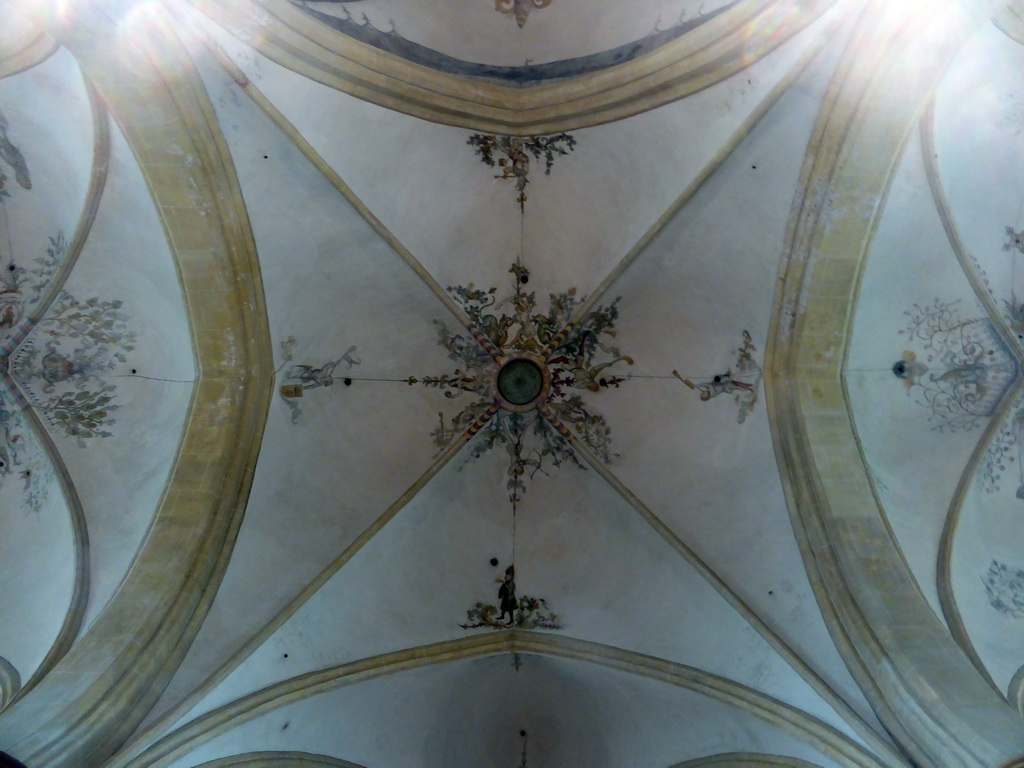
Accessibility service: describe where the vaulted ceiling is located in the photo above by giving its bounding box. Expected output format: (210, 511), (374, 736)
(1, 1), (1024, 767)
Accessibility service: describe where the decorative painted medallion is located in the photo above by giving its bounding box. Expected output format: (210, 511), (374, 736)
(415, 262), (631, 511)
(467, 133), (576, 210)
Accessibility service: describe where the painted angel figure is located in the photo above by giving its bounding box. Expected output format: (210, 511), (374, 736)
(549, 330), (633, 392)
(496, 138), (531, 209)
(679, 371), (755, 401)
(287, 345), (360, 390)
(0, 289), (23, 331)
(279, 343), (360, 423)
(506, 440), (543, 480)
(288, 360), (338, 389)
(675, 330), (762, 423)
(497, 139), (530, 183)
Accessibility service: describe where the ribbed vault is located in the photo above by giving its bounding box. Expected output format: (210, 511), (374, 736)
(1, 1), (1023, 767)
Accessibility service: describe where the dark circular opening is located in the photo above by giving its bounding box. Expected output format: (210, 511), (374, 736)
(497, 359), (544, 405)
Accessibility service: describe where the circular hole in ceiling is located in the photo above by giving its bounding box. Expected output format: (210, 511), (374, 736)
(497, 359), (544, 405)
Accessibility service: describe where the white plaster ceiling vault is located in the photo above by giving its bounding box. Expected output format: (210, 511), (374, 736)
(1, 1), (1024, 768)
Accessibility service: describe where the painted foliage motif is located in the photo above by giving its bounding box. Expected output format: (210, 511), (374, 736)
(418, 263), (631, 510)
(0, 115), (136, 506)
(983, 559), (1024, 619)
(892, 299), (1015, 432)
(0, 114), (38, 335)
(968, 227), (1024, 502)
(675, 330), (762, 423)
(0, 120), (86, 511)
(11, 289), (136, 444)
(0, 393), (49, 512)
(1, 249), (137, 507)
(461, 563), (561, 630)
(1003, 226), (1024, 336)
(0, 109), (31, 200)
(891, 226), (1024, 501)
(979, 405), (1024, 500)
(467, 133), (576, 210)
(0, 232), (66, 334)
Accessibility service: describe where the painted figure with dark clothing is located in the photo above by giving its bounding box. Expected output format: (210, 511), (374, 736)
(497, 564), (518, 625)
